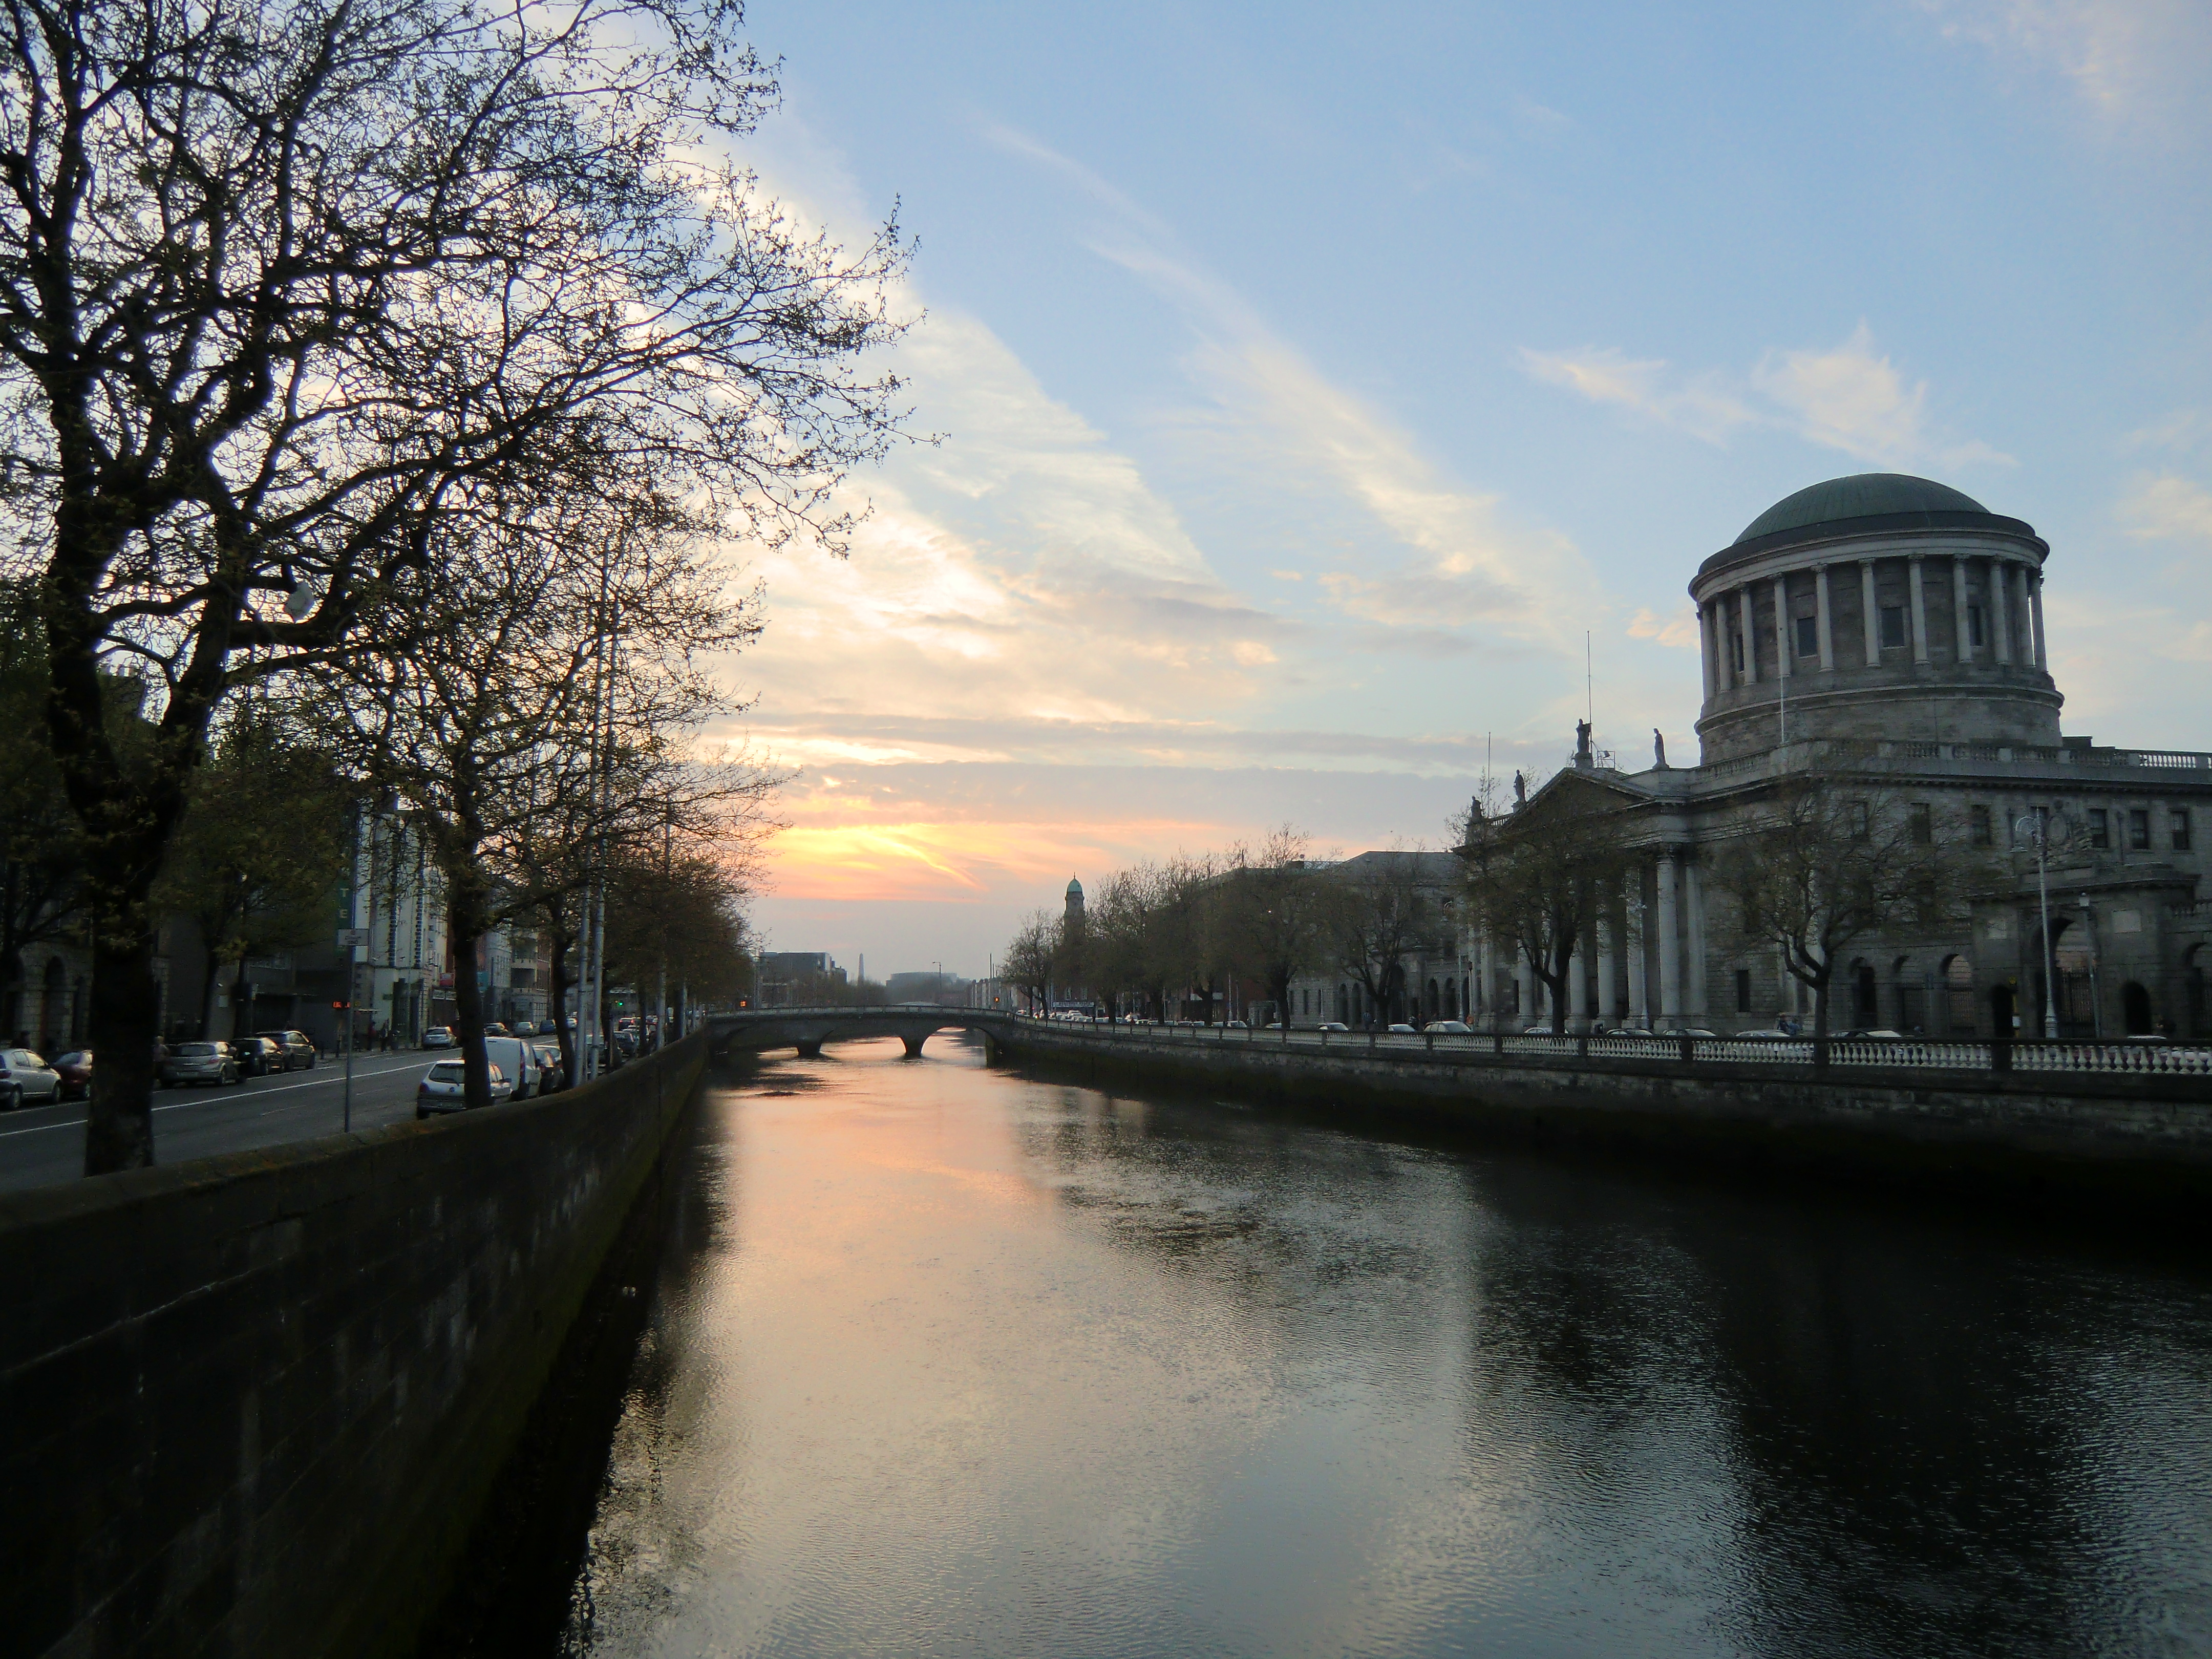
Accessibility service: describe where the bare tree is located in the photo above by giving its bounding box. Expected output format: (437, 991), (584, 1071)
(1208, 828), (1326, 1031)
(312, 479), (750, 1105)
(1463, 795), (1631, 1036)
(1002, 910), (1058, 1013)
(0, 0), (909, 1167)
(1328, 850), (1442, 1030)
(1709, 777), (1988, 1046)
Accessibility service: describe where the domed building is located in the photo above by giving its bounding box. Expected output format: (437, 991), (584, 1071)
(1450, 475), (2212, 1040)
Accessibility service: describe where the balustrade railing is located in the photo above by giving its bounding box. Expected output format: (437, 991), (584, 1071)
(1006, 1015), (2212, 1079)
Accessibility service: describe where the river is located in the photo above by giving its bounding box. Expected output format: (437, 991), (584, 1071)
(544, 1034), (2212, 1657)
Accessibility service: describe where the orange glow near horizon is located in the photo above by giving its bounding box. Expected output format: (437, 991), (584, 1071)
(764, 816), (1235, 904)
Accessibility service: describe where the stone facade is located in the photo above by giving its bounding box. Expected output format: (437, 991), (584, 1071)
(1293, 475), (2212, 1037)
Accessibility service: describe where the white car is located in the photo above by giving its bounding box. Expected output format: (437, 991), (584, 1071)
(421, 1026), (455, 1049)
(1387, 1022), (1418, 1034)
(1315, 1022), (1350, 1032)
(415, 1059), (514, 1118)
(0, 1048), (62, 1109)
(1428, 1020), (1474, 1034)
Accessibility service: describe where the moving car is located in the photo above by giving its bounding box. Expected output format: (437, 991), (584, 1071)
(483, 1022), (513, 1038)
(1837, 1028), (1907, 1040)
(1387, 1022), (1417, 1034)
(415, 1059), (514, 1117)
(1428, 1020), (1473, 1034)
(0, 1048), (62, 1109)
(51, 1049), (93, 1100)
(257, 1029), (316, 1070)
(483, 1035), (541, 1100)
(422, 1027), (455, 1048)
(1315, 1021), (1350, 1032)
(530, 1042), (565, 1093)
(160, 1041), (243, 1087)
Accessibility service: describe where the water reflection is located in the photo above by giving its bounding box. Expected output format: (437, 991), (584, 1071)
(557, 1036), (2212, 1657)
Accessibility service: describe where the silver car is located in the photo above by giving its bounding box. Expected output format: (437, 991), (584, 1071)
(0, 1048), (62, 1109)
(160, 1041), (243, 1087)
(415, 1059), (514, 1118)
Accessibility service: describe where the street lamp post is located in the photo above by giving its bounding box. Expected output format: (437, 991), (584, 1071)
(2014, 811), (2062, 1040)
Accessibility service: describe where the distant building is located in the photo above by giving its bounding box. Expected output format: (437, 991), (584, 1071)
(758, 951), (844, 1007)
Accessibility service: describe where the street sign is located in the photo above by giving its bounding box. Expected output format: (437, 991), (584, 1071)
(336, 927), (368, 950)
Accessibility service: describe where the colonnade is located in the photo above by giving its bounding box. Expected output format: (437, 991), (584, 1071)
(1697, 552), (2047, 699)
(1464, 848), (1709, 1029)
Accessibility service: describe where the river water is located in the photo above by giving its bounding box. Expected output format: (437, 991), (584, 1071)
(552, 1035), (2212, 1657)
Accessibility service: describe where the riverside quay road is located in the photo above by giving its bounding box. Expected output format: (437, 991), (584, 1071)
(0, 1052), (434, 1192)
(479, 1032), (2212, 1658)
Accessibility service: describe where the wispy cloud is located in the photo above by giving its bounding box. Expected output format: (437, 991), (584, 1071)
(2117, 473), (2212, 542)
(1627, 606), (1702, 650)
(1522, 324), (2013, 471)
(1915, 0), (2212, 129)
(983, 123), (1600, 651)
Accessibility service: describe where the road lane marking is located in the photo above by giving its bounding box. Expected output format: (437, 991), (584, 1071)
(0, 1057), (438, 1138)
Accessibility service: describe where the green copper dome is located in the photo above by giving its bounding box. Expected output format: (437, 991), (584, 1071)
(1735, 474), (1991, 545)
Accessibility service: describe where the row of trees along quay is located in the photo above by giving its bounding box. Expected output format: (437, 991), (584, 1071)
(1007, 778), (1984, 1051)
(0, 0), (911, 1171)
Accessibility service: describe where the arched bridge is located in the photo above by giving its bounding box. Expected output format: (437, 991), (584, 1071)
(703, 1004), (1024, 1061)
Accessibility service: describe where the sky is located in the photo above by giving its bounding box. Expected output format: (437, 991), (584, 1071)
(708, 0), (2212, 981)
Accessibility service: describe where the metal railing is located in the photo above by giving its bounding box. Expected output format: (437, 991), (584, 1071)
(1010, 1015), (2212, 1078)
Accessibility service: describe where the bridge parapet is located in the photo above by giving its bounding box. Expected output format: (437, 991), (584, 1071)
(705, 1004), (1023, 1059)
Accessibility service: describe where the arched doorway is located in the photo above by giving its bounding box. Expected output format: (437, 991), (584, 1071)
(2122, 982), (2154, 1036)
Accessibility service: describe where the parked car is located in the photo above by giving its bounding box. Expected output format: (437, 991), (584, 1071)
(257, 1029), (316, 1070)
(483, 1022), (512, 1038)
(415, 1059), (514, 1117)
(482, 1036), (540, 1100)
(0, 1048), (63, 1109)
(50, 1049), (93, 1100)
(159, 1041), (243, 1087)
(530, 1042), (565, 1093)
(1429, 1020), (1473, 1034)
(233, 1035), (286, 1077)
(422, 1026), (455, 1049)
(512, 1020), (539, 1037)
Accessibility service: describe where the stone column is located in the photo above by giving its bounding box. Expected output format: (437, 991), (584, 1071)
(1479, 930), (1497, 1026)
(1992, 558), (2013, 664)
(2030, 570), (2049, 671)
(1563, 926), (1583, 1028)
(1516, 952), (1533, 1026)
(1773, 574), (1792, 678)
(1699, 604), (1716, 700)
(1860, 560), (1881, 666)
(1655, 851), (1682, 1023)
(1684, 859), (1709, 1019)
(1625, 878), (1649, 1026)
(1815, 563), (1834, 670)
(1732, 585), (1754, 684)
(1951, 555), (1973, 664)
(1908, 555), (1930, 665)
(1596, 901), (1617, 1025)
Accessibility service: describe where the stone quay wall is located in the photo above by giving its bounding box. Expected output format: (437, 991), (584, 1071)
(990, 1024), (2212, 1214)
(0, 1035), (709, 1659)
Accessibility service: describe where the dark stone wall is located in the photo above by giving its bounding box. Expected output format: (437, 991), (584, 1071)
(993, 1026), (2212, 1219)
(0, 1035), (708, 1659)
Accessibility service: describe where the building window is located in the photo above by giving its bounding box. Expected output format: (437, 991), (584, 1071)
(1967, 605), (1985, 648)
(1735, 969), (1752, 1014)
(2087, 809), (2109, 849)
(2174, 809), (2192, 852)
(1848, 801), (1870, 841)
(1731, 631), (1745, 674)
(2130, 809), (2151, 850)
(1795, 614), (1818, 657)
(1970, 805), (1992, 845)
(1909, 803), (1932, 845)
(1880, 606), (1907, 649)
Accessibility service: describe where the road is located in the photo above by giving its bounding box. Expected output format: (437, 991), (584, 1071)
(0, 1051), (445, 1195)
